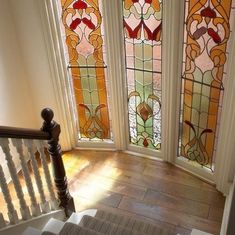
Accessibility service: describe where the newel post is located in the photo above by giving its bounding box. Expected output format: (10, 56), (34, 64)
(41, 108), (75, 216)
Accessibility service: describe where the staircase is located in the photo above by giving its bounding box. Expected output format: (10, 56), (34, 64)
(23, 209), (178, 235)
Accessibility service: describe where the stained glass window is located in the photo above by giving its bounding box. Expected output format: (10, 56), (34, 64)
(123, 0), (162, 150)
(179, 0), (235, 170)
(60, 0), (111, 140)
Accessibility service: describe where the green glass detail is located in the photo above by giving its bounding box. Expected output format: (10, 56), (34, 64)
(124, 0), (162, 150)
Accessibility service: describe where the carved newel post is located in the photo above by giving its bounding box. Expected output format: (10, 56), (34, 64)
(41, 108), (75, 216)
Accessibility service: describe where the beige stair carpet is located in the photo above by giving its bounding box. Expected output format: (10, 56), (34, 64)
(95, 210), (175, 235)
(42, 209), (177, 235)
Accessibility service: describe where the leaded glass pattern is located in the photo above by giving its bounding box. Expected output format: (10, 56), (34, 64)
(61, 0), (111, 140)
(123, 0), (162, 150)
(179, 0), (235, 170)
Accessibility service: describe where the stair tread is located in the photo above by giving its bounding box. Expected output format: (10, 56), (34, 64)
(67, 210), (97, 225)
(80, 215), (139, 235)
(23, 227), (42, 235)
(59, 222), (102, 235)
(42, 231), (56, 235)
(42, 218), (64, 234)
(23, 209), (178, 235)
(94, 210), (175, 235)
(80, 213), (176, 235)
(191, 229), (212, 235)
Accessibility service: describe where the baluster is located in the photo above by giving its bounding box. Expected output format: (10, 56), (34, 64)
(0, 138), (31, 220)
(0, 212), (5, 228)
(35, 140), (58, 211)
(24, 139), (48, 213)
(41, 108), (75, 216)
(0, 163), (18, 225)
(11, 139), (41, 216)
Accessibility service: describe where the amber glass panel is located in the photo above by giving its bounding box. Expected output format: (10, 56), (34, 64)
(61, 0), (110, 140)
(123, 0), (162, 150)
(179, 0), (235, 170)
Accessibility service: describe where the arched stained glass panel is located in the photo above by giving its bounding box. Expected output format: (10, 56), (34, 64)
(179, 0), (235, 170)
(123, 0), (162, 150)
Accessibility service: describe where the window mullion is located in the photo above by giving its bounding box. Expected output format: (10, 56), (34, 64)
(102, 1), (129, 150)
(161, 0), (185, 162)
(215, 25), (235, 194)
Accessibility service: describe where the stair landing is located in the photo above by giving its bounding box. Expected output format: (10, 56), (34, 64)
(0, 150), (225, 235)
(64, 150), (225, 235)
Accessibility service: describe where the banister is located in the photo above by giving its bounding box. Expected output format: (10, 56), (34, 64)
(41, 108), (75, 216)
(0, 107), (75, 218)
(0, 126), (50, 140)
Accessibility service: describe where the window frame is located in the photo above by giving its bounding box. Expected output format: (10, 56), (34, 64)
(37, 0), (235, 193)
(103, 0), (164, 158)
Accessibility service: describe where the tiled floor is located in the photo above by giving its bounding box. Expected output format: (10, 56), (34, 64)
(0, 150), (225, 235)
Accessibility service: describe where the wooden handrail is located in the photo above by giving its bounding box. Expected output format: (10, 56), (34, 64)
(0, 126), (50, 140)
(41, 108), (75, 216)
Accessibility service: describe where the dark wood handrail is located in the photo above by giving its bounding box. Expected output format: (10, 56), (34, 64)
(0, 126), (50, 140)
(41, 108), (75, 216)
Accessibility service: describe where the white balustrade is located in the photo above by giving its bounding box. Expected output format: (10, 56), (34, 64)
(24, 139), (48, 213)
(0, 138), (31, 220)
(0, 163), (18, 225)
(12, 139), (41, 216)
(0, 109), (72, 230)
(0, 212), (6, 228)
(35, 140), (58, 211)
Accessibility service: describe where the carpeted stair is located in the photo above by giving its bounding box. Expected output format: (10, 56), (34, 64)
(22, 209), (179, 235)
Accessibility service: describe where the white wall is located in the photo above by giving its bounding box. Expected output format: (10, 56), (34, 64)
(0, 0), (69, 138)
(0, 0), (37, 128)
(0, 0), (72, 183)
(0, 0), (39, 180)
(9, 0), (58, 123)
(8, 0), (72, 150)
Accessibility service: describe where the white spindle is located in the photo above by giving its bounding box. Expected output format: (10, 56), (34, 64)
(24, 139), (48, 213)
(0, 138), (31, 220)
(35, 140), (58, 211)
(0, 213), (6, 228)
(12, 139), (41, 216)
(0, 163), (18, 224)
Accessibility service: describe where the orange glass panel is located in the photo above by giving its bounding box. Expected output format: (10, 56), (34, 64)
(179, 0), (235, 170)
(61, 0), (110, 140)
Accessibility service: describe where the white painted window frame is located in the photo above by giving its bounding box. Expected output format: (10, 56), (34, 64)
(170, 0), (235, 187)
(158, 1), (214, 183)
(37, 0), (235, 194)
(214, 22), (235, 195)
(103, 1), (166, 159)
(36, 0), (78, 150)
